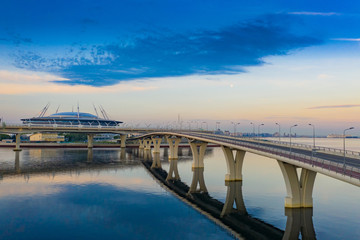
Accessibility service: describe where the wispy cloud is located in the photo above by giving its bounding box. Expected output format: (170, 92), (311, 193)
(288, 12), (340, 16)
(11, 15), (320, 87)
(308, 104), (360, 109)
(332, 38), (360, 42)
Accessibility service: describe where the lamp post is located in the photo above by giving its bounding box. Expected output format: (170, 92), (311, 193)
(231, 122), (240, 136)
(216, 122), (221, 131)
(343, 127), (354, 169)
(258, 123), (264, 140)
(289, 124), (298, 153)
(250, 122), (255, 138)
(202, 121), (208, 131)
(308, 123), (315, 148)
(275, 122), (281, 141)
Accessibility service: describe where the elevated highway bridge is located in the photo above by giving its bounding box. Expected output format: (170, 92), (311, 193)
(1, 124), (359, 208)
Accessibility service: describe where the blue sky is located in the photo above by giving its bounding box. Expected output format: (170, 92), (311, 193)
(1, 0), (360, 135)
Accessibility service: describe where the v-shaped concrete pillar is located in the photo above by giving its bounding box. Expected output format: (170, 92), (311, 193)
(221, 181), (247, 217)
(189, 141), (207, 169)
(222, 146), (245, 181)
(151, 137), (162, 154)
(278, 161), (317, 208)
(138, 139), (145, 149)
(166, 136), (181, 159)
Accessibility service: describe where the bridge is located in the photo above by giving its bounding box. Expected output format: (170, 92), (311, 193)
(1, 124), (360, 209)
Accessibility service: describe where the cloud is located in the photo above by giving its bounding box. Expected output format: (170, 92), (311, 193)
(12, 14), (321, 86)
(288, 12), (340, 16)
(332, 38), (360, 42)
(308, 104), (360, 109)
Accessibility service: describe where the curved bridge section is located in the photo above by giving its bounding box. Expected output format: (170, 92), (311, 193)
(132, 131), (360, 209)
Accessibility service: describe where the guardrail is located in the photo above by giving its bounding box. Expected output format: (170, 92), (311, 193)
(186, 132), (360, 180)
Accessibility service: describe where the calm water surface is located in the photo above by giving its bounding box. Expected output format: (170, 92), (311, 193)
(0, 138), (359, 239)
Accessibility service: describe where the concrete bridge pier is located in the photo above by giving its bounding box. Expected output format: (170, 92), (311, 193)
(87, 134), (94, 148)
(278, 161), (317, 208)
(166, 158), (180, 181)
(283, 208), (315, 240)
(151, 152), (161, 168)
(166, 136), (181, 159)
(222, 146), (245, 181)
(120, 134), (127, 148)
(221, 181), (247, 217)
(120, 148), (126, 160)
(151, 137), (162, 154)
(189, 141), (207, 169)
(188, 167), (208, 193)
(138, 139), (145, 149)
(144, 139), (152, 161)
(13, 133), (22, 151)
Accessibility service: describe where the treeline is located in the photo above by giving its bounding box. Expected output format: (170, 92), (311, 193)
(61, 133), (88, 142)
(0, 134), (12, 140)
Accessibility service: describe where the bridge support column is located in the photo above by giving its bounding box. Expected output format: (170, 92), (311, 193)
(166, 136), (181, 159)
(15, 151), (20, 173)
(13, 133), (22, 151)
(144, 139), (152, 161)
(222, 146), (245, 181)
(138, 139), (145, 149)
(278, 161), (317, 208)
(151, 152), (161, 168)
(120, 134), (127, 148)
(151, 137), (162, 153)
(188, 167), (208, 193)
(120, 148), (126, 160)
(283, 208), (315, 240)
(87, 134), (94, 148)
(221, 181), (247, 217)
(189, 141), (207, 169)
(166, 159), (180, 181)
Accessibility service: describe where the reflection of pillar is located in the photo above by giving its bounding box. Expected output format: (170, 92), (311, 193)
(139, 148), (144, 158)
(120, 134), (127, 148)
(87, 134), (94, 148)
(189, 141), (207, 168)
(283, 208), (316, 240)
(120, 148), (126, 160)
(15, 151), (20, 173)
(188, 167), (208, 193)
(144, 149), (152, 161)
(152, 137), (162, 153)
(151, 152), (161, 168)
(87, 149), (93, 163)
(166, 159), (180, 181)
(166, 136), (181, 159)
(221, 181), (247, 217)
(178, 147), (183, 156)
(13, 133), (22, 151)
(278, 161), (317, 208)
(222, 146), (245, 181)
(163, 148), (168, 158)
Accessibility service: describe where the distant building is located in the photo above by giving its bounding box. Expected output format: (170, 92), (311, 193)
(1, 139), (13, 143)
(30, 133), (65, 142)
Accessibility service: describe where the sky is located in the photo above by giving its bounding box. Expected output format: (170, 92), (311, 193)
(1, 0), (360, 135)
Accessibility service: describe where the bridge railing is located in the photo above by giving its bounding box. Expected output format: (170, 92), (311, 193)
(186, 132), (360, 180)
(188, 132), (360, 159)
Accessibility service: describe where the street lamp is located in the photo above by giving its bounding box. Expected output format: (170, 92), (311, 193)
(216, 122), (221, 131)
(275, 123), (281, 141)
(258, 123), (264, 139)
(231, 122), (240, 136)
(308, 123), (315, 148)
(343, 127), (354, 169)
(202, 121), (208, 131)
(289, 124), (298, 153)
(250, 122), (255, 138)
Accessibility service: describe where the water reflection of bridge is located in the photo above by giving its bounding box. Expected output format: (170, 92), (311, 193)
(142, 150), (316, 240)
